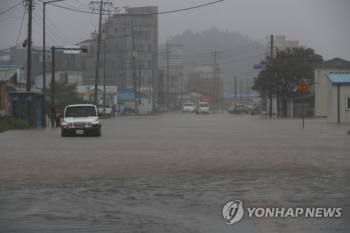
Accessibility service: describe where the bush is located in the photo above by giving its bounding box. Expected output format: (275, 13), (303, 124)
(0, 116), (30, 133)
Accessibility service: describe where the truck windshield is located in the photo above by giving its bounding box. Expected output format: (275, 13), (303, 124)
(65, 106), (96, 117)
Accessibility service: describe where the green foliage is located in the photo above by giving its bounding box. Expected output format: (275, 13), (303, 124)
(0, 116), (30, 133)
(45, 80), (92, 114)
(252, 47), (323, 117)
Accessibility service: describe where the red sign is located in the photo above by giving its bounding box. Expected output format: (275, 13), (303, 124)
(296, 80), (309, 92)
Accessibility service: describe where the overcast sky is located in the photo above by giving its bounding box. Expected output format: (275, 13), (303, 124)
(1, 0), (349, 61)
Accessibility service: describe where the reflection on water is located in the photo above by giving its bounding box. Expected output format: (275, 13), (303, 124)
(0, 115), (349, 232)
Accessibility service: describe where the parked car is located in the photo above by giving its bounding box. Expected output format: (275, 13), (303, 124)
(195, 102), (210, 114)
(121, 106), (136, 115)
(60, 104), (102, 137)
(97, 104), (112, 116)
(228, 104), (251, 114)
(183, 103), (195, 113)
(155, 105), (168, 113)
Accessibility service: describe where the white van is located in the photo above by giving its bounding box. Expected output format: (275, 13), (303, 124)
(196, 102), (210, 114)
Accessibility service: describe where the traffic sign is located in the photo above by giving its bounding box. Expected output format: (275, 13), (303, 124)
(296, 80), (309, 92)
(253, 64), (266, 70)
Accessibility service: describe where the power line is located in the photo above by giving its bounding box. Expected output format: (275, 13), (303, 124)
(41, 0), (224, 16)
(35, 2), (74, 45)
(32, 11), (63, 45)
(7, 9), (27, 68)
(0, 2), (23, 16)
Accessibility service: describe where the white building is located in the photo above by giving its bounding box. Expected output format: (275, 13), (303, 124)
(314, 58), (350, 117)
(326, 72), (350, 123)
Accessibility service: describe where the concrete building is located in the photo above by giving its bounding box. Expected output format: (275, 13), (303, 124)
(99, 7), (159, 92)
(314, 58), (350, 117)
(187, 66), (223, 104)
(265, 35), (304, 56)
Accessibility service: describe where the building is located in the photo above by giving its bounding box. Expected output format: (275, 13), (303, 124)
(98, 7), (159, 92)
(187, 66), (223, 105)
(325, 72), (350, 123)
(265, 35), (304, 56)
(314, 58), (350, 117)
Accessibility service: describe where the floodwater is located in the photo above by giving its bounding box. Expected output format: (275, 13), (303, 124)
(0, 112), (349, 232)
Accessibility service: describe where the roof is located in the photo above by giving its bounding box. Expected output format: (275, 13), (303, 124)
(118, 89), (135, 101)
(326, 72), (350, 85)
(314, 58), (350, 69)
(0, 68), (17, 82)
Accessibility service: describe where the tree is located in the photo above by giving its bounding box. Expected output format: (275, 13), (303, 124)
(252, 47), (323, 117)
(45, 81), (92, 114)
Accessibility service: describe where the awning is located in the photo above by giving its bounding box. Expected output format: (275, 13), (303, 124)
(0, 69), (17, 82)
(288, 93), (315, 101)
(6, 86), (42, 93)
(6, 85), (17, 93)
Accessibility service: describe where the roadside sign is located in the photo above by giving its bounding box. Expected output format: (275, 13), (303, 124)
(64, 46), (81, 54)
(253, 65), (266, 70)
(296, 80), (309, 92)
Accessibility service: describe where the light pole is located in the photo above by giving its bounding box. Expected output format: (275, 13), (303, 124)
(102, 34), (129, 116)
(42, 0), (64, 127)
(50, 46), (87, 127)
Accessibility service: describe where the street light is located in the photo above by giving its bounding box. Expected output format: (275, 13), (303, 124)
(102, 34), (129, 116)
(50, 46), (87, 127)
(42, 0), (64, 127)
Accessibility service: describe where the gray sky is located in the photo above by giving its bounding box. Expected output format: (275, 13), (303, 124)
(1, 0), (350, 61)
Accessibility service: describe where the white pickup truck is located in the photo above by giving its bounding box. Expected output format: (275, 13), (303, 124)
(183, 103), (195, 113)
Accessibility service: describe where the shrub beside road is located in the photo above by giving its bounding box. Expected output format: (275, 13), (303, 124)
(0, 116), (30, 133)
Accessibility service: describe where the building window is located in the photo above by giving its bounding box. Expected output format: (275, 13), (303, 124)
(135, 44), (143, 52)
(64, 58), (70, 69)
(148, 61), (152, 69)
(136, 61), (143, 69)
(133, 26), (150, 40)
(114, 45), (119, 53)
(59, 73), (68, 84)
(346, 96), (350, 110)
(115, 28), (118, 33)
(148, 44), (152, 52)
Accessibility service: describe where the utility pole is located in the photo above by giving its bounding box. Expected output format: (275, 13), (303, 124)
(51, 46), (55, 127)
(166, 37), (170, 110)
(138, 62), (141, 107)
(90, 0), (113, 105)
(166, 37), (182, 110)
(212, 51), (217, 109)
(234, 76), (237, 111)
(26, 0), (33, 92)
(180, 65), (183, 107)
(212, 50), (221, 110)
(269, 34), (273, 118)
(132, 24), (138, 114)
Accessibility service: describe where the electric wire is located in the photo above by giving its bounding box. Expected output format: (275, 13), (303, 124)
(37, 0), (224, 16)
(35, 2), (75, 45)
(0, 2), (23, 16)
(32, 11), (63, 45)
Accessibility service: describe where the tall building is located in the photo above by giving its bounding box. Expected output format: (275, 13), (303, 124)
(265, 35), (304, 56)
(94, 6), (159, 93)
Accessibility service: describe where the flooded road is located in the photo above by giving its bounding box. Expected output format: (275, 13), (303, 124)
(1, 112), (349, 232)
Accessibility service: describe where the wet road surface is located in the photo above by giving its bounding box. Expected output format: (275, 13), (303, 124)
(0, 112), (349, 232)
